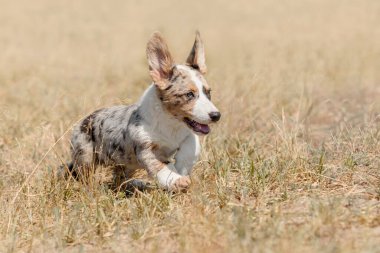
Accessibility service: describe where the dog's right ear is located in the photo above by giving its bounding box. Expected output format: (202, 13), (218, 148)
(186, 31), (207, 74)
(146, 32), (174, 89)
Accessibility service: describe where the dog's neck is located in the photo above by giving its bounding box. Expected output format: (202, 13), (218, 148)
(138, 84), (190, 142)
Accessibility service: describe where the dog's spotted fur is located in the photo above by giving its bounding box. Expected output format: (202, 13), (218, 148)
(65, 32), (221, 191)
(157, 67), (199, 119)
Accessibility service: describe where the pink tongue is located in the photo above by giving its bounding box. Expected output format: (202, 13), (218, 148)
(195, 122), (210, 134)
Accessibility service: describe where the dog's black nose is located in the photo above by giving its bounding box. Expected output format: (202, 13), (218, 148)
(209, 112), (221, 122)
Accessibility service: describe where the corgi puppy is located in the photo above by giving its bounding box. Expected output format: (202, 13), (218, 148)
(66, 31), (221, 191)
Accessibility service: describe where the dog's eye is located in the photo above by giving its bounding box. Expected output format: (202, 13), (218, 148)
(186, 91), (195, 100)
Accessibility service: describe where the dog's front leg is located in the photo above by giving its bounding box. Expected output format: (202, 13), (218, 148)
(175, 134), (201, 176)
(136, 146), (191, 191)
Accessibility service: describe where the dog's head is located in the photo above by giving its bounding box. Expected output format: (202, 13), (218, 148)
(146, 31), (221, 135)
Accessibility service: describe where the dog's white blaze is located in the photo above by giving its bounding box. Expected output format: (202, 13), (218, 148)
(176, 65), (218, 124)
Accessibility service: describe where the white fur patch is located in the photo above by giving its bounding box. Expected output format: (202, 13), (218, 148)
(175, 133), (201, 175)
(156, 164), (182, 189)
(176, 65), (219, 124)
(138, 84), (191, 148)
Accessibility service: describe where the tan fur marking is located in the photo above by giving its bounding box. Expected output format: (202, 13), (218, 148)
(188, 82), (197, 93)
(146, 143), (159, 150)
(157, 67), (200, 120)
(155, 162), (166, 171)
(139, 142), (168, 173)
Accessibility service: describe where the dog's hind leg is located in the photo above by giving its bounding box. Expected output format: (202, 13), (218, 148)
(70, 131), (97, 182)
(57, 161), (75, 179)
(124, 179), (153, 196)
(111, 166), (152, 195)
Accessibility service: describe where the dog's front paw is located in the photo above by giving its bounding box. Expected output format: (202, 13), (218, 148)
(170, 176), (191, 191)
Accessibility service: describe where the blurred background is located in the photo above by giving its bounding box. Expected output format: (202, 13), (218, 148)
(1, 0), (379, 144)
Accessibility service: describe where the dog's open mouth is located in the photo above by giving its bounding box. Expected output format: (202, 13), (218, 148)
(184, 117), (210, 135)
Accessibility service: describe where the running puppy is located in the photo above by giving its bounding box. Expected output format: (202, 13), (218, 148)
(67, 31), (221, 191)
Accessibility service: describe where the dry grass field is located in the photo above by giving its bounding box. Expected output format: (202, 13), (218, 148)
(0, 0), (379, 252)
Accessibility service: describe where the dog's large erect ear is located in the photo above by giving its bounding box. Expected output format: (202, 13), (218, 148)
(146, 32), (174, 87)
(186, 31), (207, 74)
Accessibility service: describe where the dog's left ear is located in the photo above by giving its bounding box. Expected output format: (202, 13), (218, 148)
(186, 31), (207, 74)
